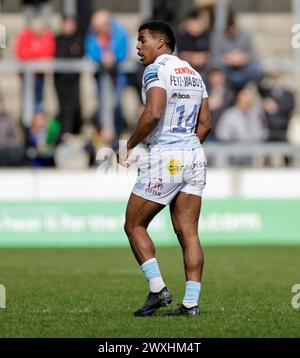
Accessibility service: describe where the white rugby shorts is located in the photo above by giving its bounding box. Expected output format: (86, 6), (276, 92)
(132, 147), (207, 205)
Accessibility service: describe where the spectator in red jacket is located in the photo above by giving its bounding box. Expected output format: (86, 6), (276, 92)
(15, 17), (55, 112)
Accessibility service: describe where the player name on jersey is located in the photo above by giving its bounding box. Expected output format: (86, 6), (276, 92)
(169, 74), (203, 88)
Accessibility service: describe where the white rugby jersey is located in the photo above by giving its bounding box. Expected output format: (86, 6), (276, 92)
(142, 54), (208, 150)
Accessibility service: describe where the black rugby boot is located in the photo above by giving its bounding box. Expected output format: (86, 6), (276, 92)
(133, 287), (172, 317)
(166, 304), (199, 316)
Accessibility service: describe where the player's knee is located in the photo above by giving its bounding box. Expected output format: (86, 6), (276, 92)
(124, 222), (146, 239)
(173, 225), (183, 239)
(131, 225), (147, 239)
(173, 221), (195, 239)
(124, 221), (133, 237)
(180, 226), (198, 239)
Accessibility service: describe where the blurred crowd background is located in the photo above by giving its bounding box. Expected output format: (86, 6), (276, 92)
(0, 0), (300, 169)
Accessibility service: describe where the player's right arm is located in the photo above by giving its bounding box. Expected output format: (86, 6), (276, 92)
(195, 98), (212, 143)
(117, 87), (165, 167)
(117, 63), (167, 167)
(122, 63), (167, 151)
(127, 86), (166, 151)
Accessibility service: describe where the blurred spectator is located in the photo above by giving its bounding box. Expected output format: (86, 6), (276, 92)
(215, 88), (268, 142)
(54, 16), (84, 136)
(258, 67), (295, 141)
(15, 17), (55, 112)
(54, 134), (90, 169)
(0, 92), (26, 166)
(176, 8), (211, 76)
(152, 0), (179, 27)
(215, 88), (268, 166)
(85, 10), (129, 145)
(194, 0), (216, 30)
(22, 0), (53, 27)
(215, 14), (263, 90)
(76, 0), (93, 41)
(26, 111), (60, 167)
(206, 67), (235, 141)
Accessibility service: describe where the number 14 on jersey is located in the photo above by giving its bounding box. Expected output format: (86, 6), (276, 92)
(171, 104), (199, 133)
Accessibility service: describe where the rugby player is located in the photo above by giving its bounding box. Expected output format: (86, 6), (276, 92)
(118, 21), (211, 316)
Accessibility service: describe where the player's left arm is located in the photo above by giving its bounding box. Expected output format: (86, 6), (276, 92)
(195, 98), (212, 143)
(127, 86), (166, 150)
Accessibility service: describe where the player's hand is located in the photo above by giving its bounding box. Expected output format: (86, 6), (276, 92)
(117, 145), (133, 167)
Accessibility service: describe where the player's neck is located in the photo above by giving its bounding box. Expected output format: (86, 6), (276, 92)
(154, 50), (172, 61)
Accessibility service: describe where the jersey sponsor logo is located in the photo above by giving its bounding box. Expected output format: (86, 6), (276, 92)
(145, 177), (164, 196)
(167, 160), (207, 175)
(175, 67), (196, 76)
(167, 160), (182, 175)
(178, 93), (190, 99)
(186, 160), (207, 171)
(170, 93), (190, 102)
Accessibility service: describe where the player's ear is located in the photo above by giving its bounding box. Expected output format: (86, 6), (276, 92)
(157, 37), (164, 49)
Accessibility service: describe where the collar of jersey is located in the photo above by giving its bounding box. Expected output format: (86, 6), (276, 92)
(154, 54), (173, 63)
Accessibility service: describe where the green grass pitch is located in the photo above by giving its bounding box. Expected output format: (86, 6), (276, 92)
(0, 246), (299, 338)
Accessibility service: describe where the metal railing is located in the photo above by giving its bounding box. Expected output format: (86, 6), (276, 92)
(203, 142), (300, 167)
(0, 59), (138, 129)
(1, 59), (300, 168)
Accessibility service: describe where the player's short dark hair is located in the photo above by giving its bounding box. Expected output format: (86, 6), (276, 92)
(138, 21), (176, 52)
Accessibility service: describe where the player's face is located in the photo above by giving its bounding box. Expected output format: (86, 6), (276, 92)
(137, 29), (160, 66)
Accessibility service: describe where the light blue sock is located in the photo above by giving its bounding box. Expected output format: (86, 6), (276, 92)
(183, 281), (201, 308)
(141, 258), (165, 293)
